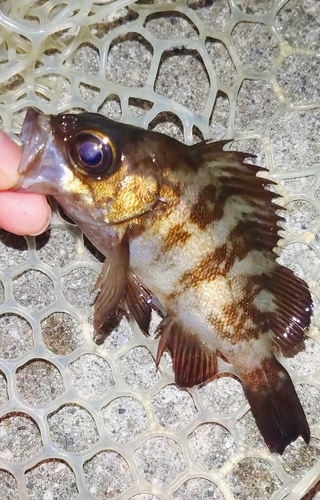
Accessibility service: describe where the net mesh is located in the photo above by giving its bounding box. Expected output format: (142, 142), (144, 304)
(0, 0), (319, 499)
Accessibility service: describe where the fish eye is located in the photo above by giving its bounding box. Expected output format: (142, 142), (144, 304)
(78, 141), (103, 166)
(68, 131), (117, 178)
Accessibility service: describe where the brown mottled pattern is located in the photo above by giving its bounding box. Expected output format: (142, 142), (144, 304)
(132, 181), (183, 241)
(210, 272), (271, 343)
(189, 184), (222, 229)
(230, 217), (280, 253)
(162, 223), (191, 252)
(107, 173), (159, 223)
(18, 109), (313, 453)
(242, 356), (281, 389)
(179, 243), (234, 288)
(216, 301), (262, 343)
(90, 163), (129, 203)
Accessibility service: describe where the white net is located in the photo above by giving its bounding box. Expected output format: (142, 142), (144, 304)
(0, 0), (319, 499)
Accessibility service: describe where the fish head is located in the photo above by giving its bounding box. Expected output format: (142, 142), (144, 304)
(18, 109), (163, 226)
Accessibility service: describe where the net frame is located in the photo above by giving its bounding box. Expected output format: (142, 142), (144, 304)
(0, 0), (319, 499)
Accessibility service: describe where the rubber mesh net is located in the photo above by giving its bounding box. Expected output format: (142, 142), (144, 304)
(0, 0), (319, 499)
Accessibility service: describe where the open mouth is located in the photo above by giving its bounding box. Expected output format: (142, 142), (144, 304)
(18, 108), (52, 177)
(15, 109), (65, 195)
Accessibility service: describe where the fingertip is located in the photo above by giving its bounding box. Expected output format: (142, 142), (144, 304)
(0, 130), (22, 189)
(0, 191), (51, 236)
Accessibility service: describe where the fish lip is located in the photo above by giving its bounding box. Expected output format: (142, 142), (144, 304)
(17, 108), (66, 194)
(19, 108), (41, 148)
(18, 108), (52, 177)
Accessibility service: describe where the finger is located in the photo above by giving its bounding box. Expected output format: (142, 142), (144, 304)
(0, 191), (51, 236)
(0, 129), (51, 235)
(0, 130), (23, 189)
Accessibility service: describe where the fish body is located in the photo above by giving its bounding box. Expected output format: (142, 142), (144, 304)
(18, 109), (312, 453)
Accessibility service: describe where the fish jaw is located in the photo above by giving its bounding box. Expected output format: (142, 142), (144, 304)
(18, 109), (69, 195)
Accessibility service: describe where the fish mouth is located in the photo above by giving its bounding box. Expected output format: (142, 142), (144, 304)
(17, 108), (67, 194)
(18, 108), (51, 177)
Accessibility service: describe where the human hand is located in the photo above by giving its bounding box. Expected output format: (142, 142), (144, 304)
(0, 130), (51, 235)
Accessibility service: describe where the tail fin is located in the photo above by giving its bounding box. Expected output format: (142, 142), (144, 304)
(242, 356), (310, 454)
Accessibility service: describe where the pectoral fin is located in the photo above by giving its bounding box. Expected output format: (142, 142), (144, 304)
(93, 232), (129, 330)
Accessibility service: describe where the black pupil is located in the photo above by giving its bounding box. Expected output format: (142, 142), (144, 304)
(70, 132), (115, 177)
(78, 141), (103, 167)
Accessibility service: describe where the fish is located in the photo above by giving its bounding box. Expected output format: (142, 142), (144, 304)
(16, 108), (312, 454)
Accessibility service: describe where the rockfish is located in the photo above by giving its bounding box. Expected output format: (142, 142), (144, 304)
(17, 109), (312, 454)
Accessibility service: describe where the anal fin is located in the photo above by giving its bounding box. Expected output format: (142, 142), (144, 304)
(156, 317), (217, 387)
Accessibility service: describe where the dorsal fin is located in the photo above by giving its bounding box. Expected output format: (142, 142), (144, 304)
(155, 317), (217, 387)
(189, 141), (312, 351)
(188, 140), (281, 252)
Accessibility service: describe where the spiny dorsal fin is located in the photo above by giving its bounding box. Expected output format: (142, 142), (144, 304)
(189, 141), (312, 350)
(188, 140), (281, 253)
(156, 317), (217, 387)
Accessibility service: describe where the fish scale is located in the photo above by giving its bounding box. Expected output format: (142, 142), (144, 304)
(17, 108), (312, 455)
